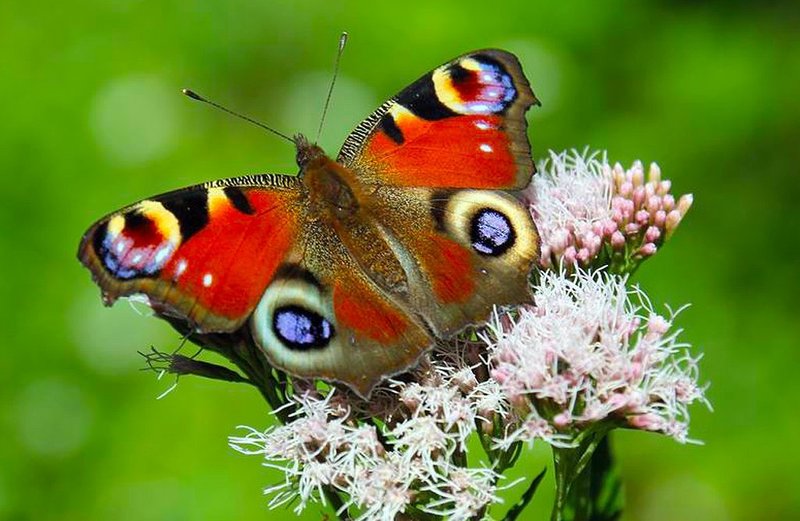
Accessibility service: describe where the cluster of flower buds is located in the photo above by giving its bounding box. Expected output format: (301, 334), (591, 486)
(526, 150), (693, 272)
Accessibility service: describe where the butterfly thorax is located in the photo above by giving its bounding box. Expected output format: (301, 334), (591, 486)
(296, 137), (361, 219)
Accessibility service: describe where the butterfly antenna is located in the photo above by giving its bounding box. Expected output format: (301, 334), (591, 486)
(315, 31), (349, 144)
(181, 89), (295, 144)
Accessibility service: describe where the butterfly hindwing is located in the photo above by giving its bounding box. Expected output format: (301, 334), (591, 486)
(78, 174), (301, 332)
(248, 246), (433, 397)
(367, 186), (539, 338)
(338, 49), (539, 190)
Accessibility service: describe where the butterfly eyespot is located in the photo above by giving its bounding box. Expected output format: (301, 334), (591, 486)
(95, 204), (181, 280)
(272, 305), (335, 350)
(470, 208), (515, 256)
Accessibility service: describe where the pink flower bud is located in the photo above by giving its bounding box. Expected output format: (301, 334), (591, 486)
(605, 392), (630, 412)
(553, 412), (572, 428)
(625, 222), (640, 234)
(628, 413), (664, 431)
(665, 210), (682, 235)
(633, 186), (646, 207)
(662, 193), (675, 211)
(563, 246), (577, 264)
(611, 231), (626, 250)
(645, 226), (661, 243)
(636, 209), (650, 225)
(647, 162), (661, 183)
(551, 228), (570, 251)
(654, 209), (667, 227)
(647, 195), (661, 214)
(613, 162), (625, 180)
(678, 193), (694, 216)
(638, 242), (657, 256)
(602, 219), (618, 236)
(647, 314), (671, 336)
(631, 161), (644, 186)
(620, 180), (633, 197)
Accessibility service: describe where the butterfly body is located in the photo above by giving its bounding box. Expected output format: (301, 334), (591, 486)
(79, 49), (540, 396)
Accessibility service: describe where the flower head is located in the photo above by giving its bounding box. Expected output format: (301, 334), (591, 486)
(483, 268), (709, 445)
(525, 149), (693, 272)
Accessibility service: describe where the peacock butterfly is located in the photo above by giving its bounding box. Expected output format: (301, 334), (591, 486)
(78, 49), (541, 396)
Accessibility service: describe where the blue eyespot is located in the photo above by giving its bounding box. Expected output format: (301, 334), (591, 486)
(470, 208), (515, 256)
(273, 305), (334, 350)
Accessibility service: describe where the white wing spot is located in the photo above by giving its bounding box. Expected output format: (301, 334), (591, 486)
(202, 273), (213, 287)
(475, 120), (491, 130)
(480, 143), (493, 153)
(175, 259), (188, 277)
(153, 246), (170, 266)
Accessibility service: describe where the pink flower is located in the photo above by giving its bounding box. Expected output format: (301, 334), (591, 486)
(524, 150), (693, 271)
(482, 269), (709, 445)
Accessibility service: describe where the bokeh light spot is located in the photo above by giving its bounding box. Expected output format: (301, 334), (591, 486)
(638, 476), (730, 521)
(278, 72), (376, 154)
(499, 39), (565, 118)
(69, 287), (173, 375)
(14, 378), (93, 457)
(90, 74), (179, 166)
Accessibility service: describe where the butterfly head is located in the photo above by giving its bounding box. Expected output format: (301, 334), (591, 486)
(294, 134), (327, 170)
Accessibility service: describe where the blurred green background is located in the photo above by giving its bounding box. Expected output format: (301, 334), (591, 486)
(2, 0), (798, 519)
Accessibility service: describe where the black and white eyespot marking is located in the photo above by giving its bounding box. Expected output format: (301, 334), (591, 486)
(396, 73), (457, 121)
(273, 263), (323, 290)
(223, 186), (255, 215)
(162, 192), (208, 240)
(95, 212), (161, 280)
(470, 208), (515, 256)
(379, 113), (405, 144)
(272, 305), (335, 350)
(93, 221), (119, 276)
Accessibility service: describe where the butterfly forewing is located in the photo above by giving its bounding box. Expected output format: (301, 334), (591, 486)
(338, 49), (539, 190)
(78, 174), (301, 332)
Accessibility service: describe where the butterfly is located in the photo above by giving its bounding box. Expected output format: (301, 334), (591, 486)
(78, 49), (540, 397)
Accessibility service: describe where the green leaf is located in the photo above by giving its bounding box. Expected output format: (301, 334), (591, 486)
(503, 468), (547, 521)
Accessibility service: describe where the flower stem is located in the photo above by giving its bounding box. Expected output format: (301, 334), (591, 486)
(550, 425), (613, 521)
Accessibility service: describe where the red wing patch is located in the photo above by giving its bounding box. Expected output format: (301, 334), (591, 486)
(78, 180), (300, 332)
(333, 279), (409, 343)
(423, 234), (476, 304)
(364, 113), (517, 188)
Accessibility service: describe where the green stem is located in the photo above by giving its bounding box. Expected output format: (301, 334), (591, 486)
(550, 425), (613, 521)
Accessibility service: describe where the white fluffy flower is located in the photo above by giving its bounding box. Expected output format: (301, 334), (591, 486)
(483, 268), (709, 445)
